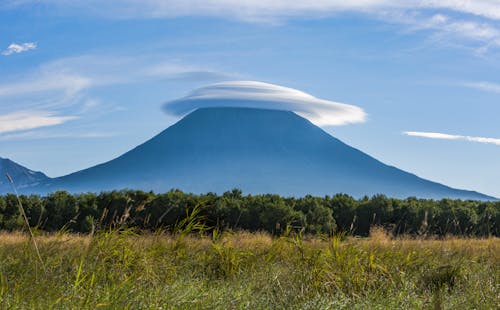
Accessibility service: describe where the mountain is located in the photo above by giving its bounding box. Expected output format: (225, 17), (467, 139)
(31, 107), (495, 200)
(0, 157), (49, 194)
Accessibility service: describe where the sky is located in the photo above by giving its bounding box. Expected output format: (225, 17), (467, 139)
(1, 0), (499, 198)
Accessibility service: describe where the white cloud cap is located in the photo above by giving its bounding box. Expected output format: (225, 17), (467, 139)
(164, 81), (367, 126)
(2, 42), (37, 56)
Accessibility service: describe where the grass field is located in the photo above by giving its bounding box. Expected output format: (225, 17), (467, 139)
(0, 228), (498, 309)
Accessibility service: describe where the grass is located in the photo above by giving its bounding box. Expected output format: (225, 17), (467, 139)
(0, 228), (498, 309)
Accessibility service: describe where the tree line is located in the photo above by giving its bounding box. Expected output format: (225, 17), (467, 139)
(0, 189), (498, 236)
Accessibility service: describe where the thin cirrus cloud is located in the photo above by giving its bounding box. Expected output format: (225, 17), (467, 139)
(7, 1), (500, 21)
(2, 42), (37, 56)
(395, 13), (500, 50)
(5, 1), (500, 51)
(0, 54), (226, 102)
(0, 129), (118, 141)
(463, 81), (500, 94)
(404, 131), (500, 146)
(0, 54), (228, 136)
(0, 110), (78, 134)
(164, 81), (367, 126)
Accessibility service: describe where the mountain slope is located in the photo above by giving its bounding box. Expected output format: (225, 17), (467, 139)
(32, 107), (494, 200)
(0, 157), (49, 194)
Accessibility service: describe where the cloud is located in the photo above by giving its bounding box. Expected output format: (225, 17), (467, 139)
(0, 129), (118, 141)
(2, 42), (36, 56)
(6, 1), (500, 21)
(0, 110), (78, 134)
(0, 54), (228, 132)
(5, 1), (500, 51)
(463, 81), (500, 93)
(0, 53), (230, 138)
(423, 0), (500, 21)
(0, 54), (225, 101)
(393, 12), (500, 51)
(0, 72), (91, 99)
(403, 131), (500, 146)
(164, 81), (367, 126)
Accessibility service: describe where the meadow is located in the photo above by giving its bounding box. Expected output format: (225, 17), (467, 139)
(0, 228), (498, 309)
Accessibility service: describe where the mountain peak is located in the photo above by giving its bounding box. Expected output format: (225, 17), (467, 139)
(0, 157), (49, 193)
(30, 107), (495, 200)
(183, 106), (298, 119)
(163, 81), (366, 126)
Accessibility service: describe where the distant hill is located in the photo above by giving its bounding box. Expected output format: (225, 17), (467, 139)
(29, 107), (495, 200)
(0, 157), (48, 194)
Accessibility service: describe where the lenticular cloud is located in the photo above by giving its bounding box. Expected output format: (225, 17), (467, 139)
(163, 81), (366, 126)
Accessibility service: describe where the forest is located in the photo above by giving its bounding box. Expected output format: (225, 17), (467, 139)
(0, 189), (500, 237)
(1, 189), (498, 236)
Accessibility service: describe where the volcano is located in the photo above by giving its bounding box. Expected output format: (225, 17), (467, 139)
(29, 107), (494, 200)
(0, 157), (48, 194)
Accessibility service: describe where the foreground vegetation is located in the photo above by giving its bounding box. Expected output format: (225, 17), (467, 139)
(1, 189), (498, 236)
(1, 190), (498, 308)
(0, 228), (498, 309)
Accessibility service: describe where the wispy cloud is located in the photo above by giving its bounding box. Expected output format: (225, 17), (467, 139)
(400, 13), (500, 49)
(0, 54), (226, 101)
(463, 81), (500, 93)
(0, 110), (78, 134)
(423, 0), (500, 21)
(404, 131), (500, 146)
(164, 81), (367, 126)
(0, 129), (118, 141)
(0, 54), (228, 135)
(2, 42), (36, 56)
(0, 72), (91, 99)
(5, 1), (500, 51)
(6, 1), (500, 21)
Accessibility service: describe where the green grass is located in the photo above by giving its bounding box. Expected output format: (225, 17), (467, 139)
(0, 228), (498, 309)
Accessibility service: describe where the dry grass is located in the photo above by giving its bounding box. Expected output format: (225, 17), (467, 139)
(0, 230), (498, 309)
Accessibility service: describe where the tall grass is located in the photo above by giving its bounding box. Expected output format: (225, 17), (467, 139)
(0, 228), (497, 309)
(4, 174), (46, 275)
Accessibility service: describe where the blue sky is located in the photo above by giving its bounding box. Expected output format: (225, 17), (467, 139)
(1, 1), (500, 197)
